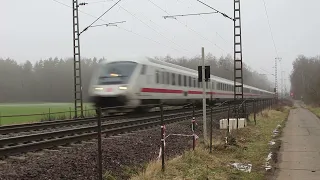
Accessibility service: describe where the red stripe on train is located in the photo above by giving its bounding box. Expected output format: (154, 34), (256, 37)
(141, 88), (183, 93)
(141, 88), (261, 96)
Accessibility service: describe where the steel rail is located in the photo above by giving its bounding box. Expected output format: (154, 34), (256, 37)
(0, 107), (193, 135)
(0, 106), (234, 157)
(0, 106), (232, 147)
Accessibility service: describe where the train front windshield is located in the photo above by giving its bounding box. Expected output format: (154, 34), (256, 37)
(97, 61), (137, 85)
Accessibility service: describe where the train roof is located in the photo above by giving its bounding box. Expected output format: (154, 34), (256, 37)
(99, 57), (274, 94)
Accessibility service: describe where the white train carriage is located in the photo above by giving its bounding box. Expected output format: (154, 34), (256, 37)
(88, 57), (274, 113)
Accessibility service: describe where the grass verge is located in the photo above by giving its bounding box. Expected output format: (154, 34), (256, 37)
(306, 106), (320, 117)
(129, 106), (290, 180)
(0, 103), (95, 125)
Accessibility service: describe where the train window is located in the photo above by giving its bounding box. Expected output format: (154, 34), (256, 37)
(140, 64), (146, 75)
(212, 82), (214, 89)
(188, 76), (192, 87)
(156, 70), (159, 84)
(183, 75), (187, 87)
(172, 73), (176, 85)
(166, 72), (170, 84)
(159, 71), (162, 84)
(161, 71), (165, 84)
(178, 74), (182, 86)
(193, 78), (196, 88)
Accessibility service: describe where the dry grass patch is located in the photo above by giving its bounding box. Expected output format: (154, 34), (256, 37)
(130, 107), (290, 180)
(307, 105), (320, 117)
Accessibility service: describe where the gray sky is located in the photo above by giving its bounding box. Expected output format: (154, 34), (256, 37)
(1, 0), (319, 91)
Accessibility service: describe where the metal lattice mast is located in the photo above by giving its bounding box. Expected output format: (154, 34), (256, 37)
(72, 0), (84, 118)
(233, 0), (243, 101)
(281, 71), (284, 98)
(275, 57), (281, 100)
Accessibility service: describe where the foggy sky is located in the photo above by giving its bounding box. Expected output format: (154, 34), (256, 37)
(1, 0), (319, 91)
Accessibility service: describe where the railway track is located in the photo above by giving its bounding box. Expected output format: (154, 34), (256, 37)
(0, 105), (238, 158)
(0, 100), (258, 158)
(0, 106), (192, 135)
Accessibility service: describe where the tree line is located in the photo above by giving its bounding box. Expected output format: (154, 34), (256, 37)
(0, 54), (272, 103)
(290, 55), (320, 104)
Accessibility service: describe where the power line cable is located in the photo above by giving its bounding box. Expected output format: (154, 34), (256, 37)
(181, 0), (233, 54)
(147, 0), (225, 53)
(51, 0), (113, 22)
(194, 0), (234, 21)
(50, 0), (184, 53)
(163, 12), (218, 19)
(117, 4), (191, 53)
(79, 0), (123, 35)
(261, 0), (279, 57)
(116, 26), (180, 51)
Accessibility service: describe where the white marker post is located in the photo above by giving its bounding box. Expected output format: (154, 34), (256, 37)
(201, 47), (207, 142)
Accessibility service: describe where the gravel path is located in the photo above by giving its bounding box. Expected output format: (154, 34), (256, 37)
(0, 118), (209, 180)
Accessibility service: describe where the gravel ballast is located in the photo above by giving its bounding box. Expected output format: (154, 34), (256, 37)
(0, 118), (208, 180)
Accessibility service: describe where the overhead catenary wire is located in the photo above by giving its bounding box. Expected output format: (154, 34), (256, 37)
(89, 21), (126, 27)
(50, 0), (184, 53)
(163, 12), (218, 19)
(79, 0), (123, 35)
(180, 0), (233, 55)
(51, 0), (121, 25)
(117, 4), (192, 53)
(116, 26), (179, 51)
(261, 0), (279, 57)
(79, 0), (107, 5)
(146, 0), (225, 53)
(194, 0), (234, 21)
(119, 6), (196, 54)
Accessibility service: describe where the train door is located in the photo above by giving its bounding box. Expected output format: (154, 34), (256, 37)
(136, 64), (148, 96)
(160, 68), (165, 88)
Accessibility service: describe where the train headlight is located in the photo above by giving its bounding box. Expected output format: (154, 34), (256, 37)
(118, 86), (127, 90)
(94, 87), (104, 91)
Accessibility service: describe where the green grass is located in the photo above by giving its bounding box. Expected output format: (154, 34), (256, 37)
(0, 103), (95, 125)
(307, 105), (320, 117)
(129, 106), (290, 180)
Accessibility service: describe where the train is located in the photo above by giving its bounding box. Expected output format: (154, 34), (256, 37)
(88, 57), (275, 114)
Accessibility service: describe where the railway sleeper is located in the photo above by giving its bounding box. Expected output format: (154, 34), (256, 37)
(0, 108), (220, 158)
(43, 149), (60, 152)
(8, 155), (26, 161)
(27, 152), (45, 156)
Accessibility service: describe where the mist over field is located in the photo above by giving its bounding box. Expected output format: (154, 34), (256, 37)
(0, 55), (273, 103)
